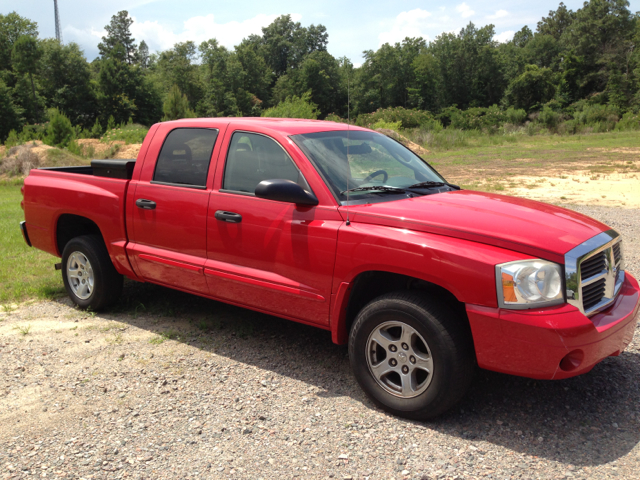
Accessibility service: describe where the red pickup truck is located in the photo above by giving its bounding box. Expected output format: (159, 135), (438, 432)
(20, 118), (640, 419)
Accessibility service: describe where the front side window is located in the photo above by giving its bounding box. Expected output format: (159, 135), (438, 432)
(153, 128), (219, 187)
(223, 132), (310, 194)
(291, 130), (447, 203)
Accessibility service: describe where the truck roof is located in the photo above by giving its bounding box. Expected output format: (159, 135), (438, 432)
(164, 117), (369, 136)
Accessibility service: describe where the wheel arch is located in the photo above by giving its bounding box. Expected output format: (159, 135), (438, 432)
(331, 270), (469, 345)
(56, 214), (104, 256)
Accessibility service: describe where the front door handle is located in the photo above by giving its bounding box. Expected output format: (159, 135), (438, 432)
(215, 210), (242, 223)
(136, 198), (156, 210)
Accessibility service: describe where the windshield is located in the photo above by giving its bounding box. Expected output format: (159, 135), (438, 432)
(291, 130), (447, 203)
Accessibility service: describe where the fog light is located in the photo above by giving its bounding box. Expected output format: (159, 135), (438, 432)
(559, 350), (584, 372)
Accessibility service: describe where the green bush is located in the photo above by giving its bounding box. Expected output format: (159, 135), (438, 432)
(324, 113), (349, 123)
(557, 119), (582, 135)
(448, 105), (507, 130)
(66, 139), (82, 156)
(4, 130), (20, 148)
(505, 107), (527, 125)
(20, 123), (47, 142)
(357, 107), (435, 129)
(262, 92), (319, 119)
(536, 105), (562, 129)
(101, 123), (149, 144)
(615, 111), (640, 131)
(90, 118), (103, 139)
(573, 104), (619, 126)
(372, 120), (402, 132)
(44, 109), (74, 148)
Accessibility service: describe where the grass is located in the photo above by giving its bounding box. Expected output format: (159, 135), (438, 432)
(149, 328), (181, 345)
(0, 182), (64, 304)
(14, 324), (31, 335)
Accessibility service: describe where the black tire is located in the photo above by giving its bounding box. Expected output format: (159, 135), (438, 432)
(61, 235), (123, 311)
(348, 291), (475, 420)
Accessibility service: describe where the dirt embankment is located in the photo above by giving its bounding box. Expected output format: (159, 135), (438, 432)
(0, 141), (143, 178)
(76, 139), (142, 160)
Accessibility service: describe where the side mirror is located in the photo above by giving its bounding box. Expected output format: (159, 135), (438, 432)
(255, 179), (319, 206)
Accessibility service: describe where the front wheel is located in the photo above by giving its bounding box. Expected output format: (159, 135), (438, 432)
(61, 235), (123, 311)
(349, 291), (475, 419)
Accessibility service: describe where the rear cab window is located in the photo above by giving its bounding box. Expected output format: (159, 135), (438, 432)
(153, 128), (219, 188)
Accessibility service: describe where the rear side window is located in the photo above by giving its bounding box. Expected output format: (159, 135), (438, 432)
(153, 128), (219, 187)
(223, 132), (309, 194)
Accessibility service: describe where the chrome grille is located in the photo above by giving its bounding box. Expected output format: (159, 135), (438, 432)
(565, 230), (624, 317)
(582, 278), (606, 311)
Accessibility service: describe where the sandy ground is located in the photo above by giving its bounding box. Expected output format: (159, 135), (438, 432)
(506, 170), (640, 208)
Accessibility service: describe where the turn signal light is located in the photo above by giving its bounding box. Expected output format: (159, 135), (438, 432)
(501, 272), (517, 303)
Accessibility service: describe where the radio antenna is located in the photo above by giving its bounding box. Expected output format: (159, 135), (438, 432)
(345, 72), (351, 226)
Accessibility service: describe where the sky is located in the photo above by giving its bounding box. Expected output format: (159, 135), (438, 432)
(3, 0), (640, 66)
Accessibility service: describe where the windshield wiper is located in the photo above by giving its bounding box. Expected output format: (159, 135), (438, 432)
(408, 181), (461, 190)
(341, 185), (407, 195)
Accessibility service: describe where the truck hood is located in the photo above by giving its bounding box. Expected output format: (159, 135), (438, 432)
(342, 190), (608, 263)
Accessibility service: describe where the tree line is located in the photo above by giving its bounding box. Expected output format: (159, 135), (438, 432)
(1, 0), (640, 142)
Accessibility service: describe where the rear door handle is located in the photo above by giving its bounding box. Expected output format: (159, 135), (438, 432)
(136, 199), (156, 210)
(215, 210), (242, 223)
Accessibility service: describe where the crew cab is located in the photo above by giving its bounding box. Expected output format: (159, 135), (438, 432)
(20, 118), (640, 419)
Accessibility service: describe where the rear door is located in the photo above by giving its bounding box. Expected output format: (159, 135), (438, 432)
(204, 129), (342, 326)
(127, 124), (226, 294)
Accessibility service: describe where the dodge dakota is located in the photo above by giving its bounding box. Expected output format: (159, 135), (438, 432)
(20, 118), (640, 419)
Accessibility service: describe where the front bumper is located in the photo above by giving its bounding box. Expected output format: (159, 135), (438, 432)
(467, 273), (640, 380)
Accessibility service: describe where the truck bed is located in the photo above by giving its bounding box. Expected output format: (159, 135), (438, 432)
(40, 159), (137, 180)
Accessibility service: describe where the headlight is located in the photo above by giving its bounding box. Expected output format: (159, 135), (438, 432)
(496, 260), (564, 309)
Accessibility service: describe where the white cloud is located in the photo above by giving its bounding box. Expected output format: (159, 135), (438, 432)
(487, 10), (509, 20)
(130, 13), (297, 53)
(378, 8), (432, 45)
(456, 3), (474, 19)
(494, 30), (515, 43)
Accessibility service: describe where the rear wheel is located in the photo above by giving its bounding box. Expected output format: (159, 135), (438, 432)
(61, 235), (123, 311)
(349, 291), (475, 419)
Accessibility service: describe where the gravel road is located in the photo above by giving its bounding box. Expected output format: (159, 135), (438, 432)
(1, 205), (639, 480)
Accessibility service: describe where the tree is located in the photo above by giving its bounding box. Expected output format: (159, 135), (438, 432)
(44, 108), (74, 147)
(163, 84), (195, 120)
(153, 41), (202, 109)
(0, 79), (23, 141)
(561, 0), (635, 96)
(262, 92), (319, 119)
(428, 23), (505, 110)
(138, 40), (149, 68)
(38, 40), (97, 127)
(512, 26), (533, 48)
(503, 64), (556, 111)
(409, 53), (440, 111)
(0, 11), (38, 72)
(537, 2), (576, 40)
(272, 50), (344, 117)
(260, 15), (328, 78)
(11, 35), (42, 121)
(98, 11), (138, 64)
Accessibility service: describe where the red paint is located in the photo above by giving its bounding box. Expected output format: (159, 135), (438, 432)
(22, 118), (640, 382)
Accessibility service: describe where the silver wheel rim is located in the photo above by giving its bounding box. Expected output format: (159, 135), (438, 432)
(366, 320), (434, 398)
(66, 251), (94, 300)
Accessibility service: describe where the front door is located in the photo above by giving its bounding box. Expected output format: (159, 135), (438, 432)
(128, 126), (223, 294)
(205, 130), (342, 325)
